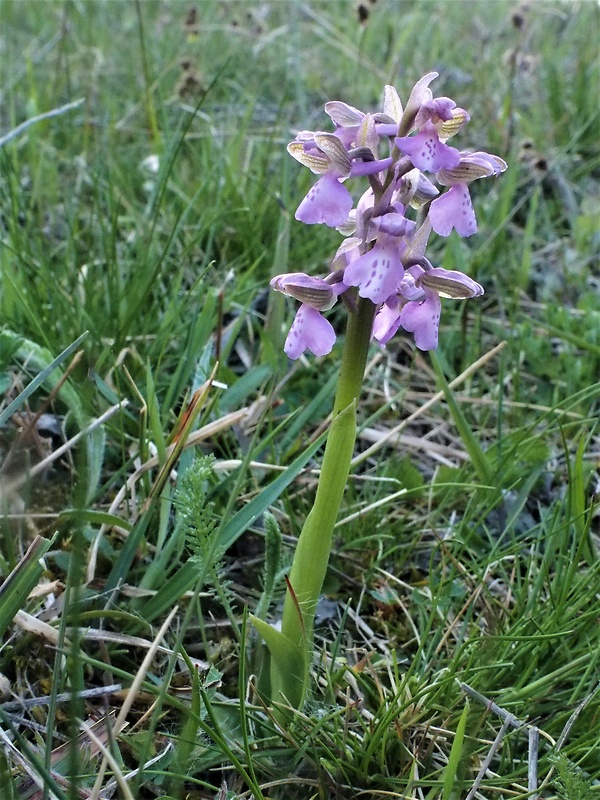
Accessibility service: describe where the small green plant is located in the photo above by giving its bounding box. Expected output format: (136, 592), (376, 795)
(550, 752), (595, 800)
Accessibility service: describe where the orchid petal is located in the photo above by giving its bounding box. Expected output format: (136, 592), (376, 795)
(287, 141), (330, 174)
(350, 156), (394, 177)
(399, 71), (438, 135)
(439, 108), (470, 140)
(284, 305), (336, 359)
(419, 267), (484, 299)
(382, 84), (403, 124)
(344, 238), (405, 304)
(271, 272), (336, 310)
(324, 101), (365, 127)
(295, 174), (353, 227)
(399, 291), (441, 350)
(414, 96), (456, 127)
(437, 150), (508, 186)
(372, 298), (403, 345)
(429, 184), (477, 237)
(396, 127), (461, 172)
(313, 133), (352, 176)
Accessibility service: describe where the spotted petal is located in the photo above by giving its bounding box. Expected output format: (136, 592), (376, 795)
(295, 173), (353, 227)
(429, 184), (477, 237)
(344, 238), (404, 304)
(396, 126), (461, 173)
(284, 305), (336, 359)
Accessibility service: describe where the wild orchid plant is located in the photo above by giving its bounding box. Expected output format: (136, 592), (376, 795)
(251, 72), (507, 718)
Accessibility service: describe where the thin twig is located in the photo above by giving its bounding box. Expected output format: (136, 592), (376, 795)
(555, 678), (600, 751)
(459, 681), (523, 729)
(0, 684), (122, 712)
(465, 714), (513, 800)
(81, 719), (136, 800)
(528, 726), (539, 799)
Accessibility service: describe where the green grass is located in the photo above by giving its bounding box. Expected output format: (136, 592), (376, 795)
(0, 0), (599, 798)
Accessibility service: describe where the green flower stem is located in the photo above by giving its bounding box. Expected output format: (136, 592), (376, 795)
(273, 295), (376, 708)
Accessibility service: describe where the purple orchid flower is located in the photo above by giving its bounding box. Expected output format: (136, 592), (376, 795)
(395, 74), (472, 173)
(284, 304), (337, 359)
(429, 183), (477, 237)
(270, 272), (348, 359)
(289, 131), (394, 228)
(429, 150), (508, 237)
(373, 264), (484, 350)
(296, 172), (355, 227)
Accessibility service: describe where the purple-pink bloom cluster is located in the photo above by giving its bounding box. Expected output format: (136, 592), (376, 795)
(271, 73), (507, 358)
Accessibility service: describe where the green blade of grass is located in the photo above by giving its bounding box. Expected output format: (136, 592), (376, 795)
(0, 331), (88, 427)
(0, 535), (53, 640)
(217, 426), (327, 551)
(442, 700), (469, 800)
(430, 350), (492, 484)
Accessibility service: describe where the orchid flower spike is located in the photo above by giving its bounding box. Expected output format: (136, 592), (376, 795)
(275, 73), (506, 356)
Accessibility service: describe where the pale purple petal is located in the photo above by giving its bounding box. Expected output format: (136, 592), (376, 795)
(332, 237), (363, 270)
(429, 184), (477, 237)
(396, 168), (439, 206)
(334, 126), (359, 149)
(399, 291), (441, 350)
(414, 96), (456, 127)
(372, 297), (403, 345)
(354, 187), (375, 241)
(349, 156), (394, 177)
(295, 173), (353, 227)
(398, 266), (426, 302)
(467, 151), (508, 176)
(370, 212), (415, 238)
(382, 84), (403, 124)
(325, 101), (365, 127)
(284, 305), (336, 359)
(396, 127), (461, 173)
(375, 123), (400, 137)
(343, 239), (405, 304)
(313, 133), (352, 176)
(399, 72), (438, 135)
